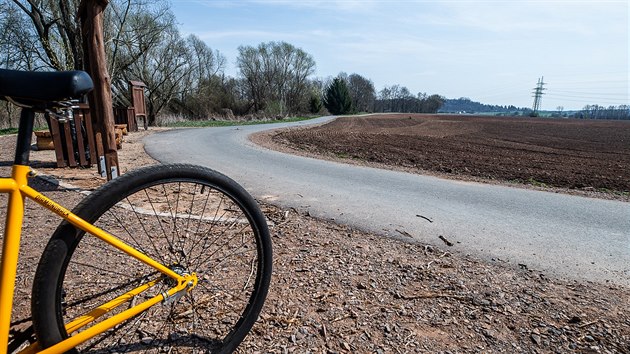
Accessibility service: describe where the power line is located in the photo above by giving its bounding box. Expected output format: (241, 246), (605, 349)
(550, 77), (628, 83)
(540, 77), (629, 107)
(550, 90), (628, 97)
(547, 92), (629, 104)
(544, 95), (629, 105)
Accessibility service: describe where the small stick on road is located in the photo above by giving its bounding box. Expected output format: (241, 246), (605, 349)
(416, 214), (433, 223)
(579, 319), (600, 328)
(439, 235), (454, 247)
(396, 229), (413, 238)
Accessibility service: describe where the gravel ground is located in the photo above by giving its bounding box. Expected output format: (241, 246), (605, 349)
(2, 128), (629, 353)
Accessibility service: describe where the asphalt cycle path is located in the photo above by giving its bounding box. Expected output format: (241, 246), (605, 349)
(145, 116), (630, 286)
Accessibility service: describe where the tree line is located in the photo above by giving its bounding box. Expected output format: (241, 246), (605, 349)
(439, 97), (524, 114)
(572, 105), (629, 120)
(0, 0), (448, 128)
(321, 74), (444, 115)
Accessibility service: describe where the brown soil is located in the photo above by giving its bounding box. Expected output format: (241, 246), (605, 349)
(3, 125), (629, 353)
(265, 114), (630, 201)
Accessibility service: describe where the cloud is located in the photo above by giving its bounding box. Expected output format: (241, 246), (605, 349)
(433, 1), (626, 36)
(251, 0), (377, 12)
(188, 0), (377, 12)
(195, 30), (303, 42)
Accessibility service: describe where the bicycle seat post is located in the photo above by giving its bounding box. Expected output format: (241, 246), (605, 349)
(14, 107), (35, 166)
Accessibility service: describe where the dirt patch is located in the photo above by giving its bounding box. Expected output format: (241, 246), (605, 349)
(257, 114), (630, 201)
(2, 128), (629, 353)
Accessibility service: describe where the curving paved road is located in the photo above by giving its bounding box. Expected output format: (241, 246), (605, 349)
(145, 117), (630, 286)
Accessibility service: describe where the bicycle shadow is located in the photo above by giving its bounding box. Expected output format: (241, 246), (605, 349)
(0, 160), (57, 168)
(82, 337), (224, 353)
(0, 160), (84, 193)
(29, 176), (71, 192)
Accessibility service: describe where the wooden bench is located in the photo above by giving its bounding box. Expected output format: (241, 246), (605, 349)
(42, 105), (131, 167)
(114, 107), (137, 132)
(45, 103), (98, 168)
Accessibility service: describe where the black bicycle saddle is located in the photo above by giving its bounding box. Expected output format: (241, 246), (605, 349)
(0, 68), (93, 106)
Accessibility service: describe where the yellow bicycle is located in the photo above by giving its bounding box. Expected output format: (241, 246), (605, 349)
(0, 69), (272, 353)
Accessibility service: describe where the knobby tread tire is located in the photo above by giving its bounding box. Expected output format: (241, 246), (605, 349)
(31, 164), (272, 353)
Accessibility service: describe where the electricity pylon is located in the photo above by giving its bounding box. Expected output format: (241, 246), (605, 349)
(531, 77), (546, 116)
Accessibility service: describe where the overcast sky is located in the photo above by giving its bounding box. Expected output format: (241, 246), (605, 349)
(171, 0), (629, 110)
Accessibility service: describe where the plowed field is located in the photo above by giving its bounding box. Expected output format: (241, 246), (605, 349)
(273, 114), (630, 193)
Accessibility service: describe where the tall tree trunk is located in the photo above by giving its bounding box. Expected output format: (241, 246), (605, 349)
(78, 0), (119, 180)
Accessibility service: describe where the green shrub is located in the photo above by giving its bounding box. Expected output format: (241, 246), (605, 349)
(323, 78), (352, 115)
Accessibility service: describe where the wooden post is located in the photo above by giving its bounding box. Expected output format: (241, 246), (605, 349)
(129, 81), (147, 130)
(47, 116), (67, 167)
(78, 0), (119, 180)
(77, 103), (98, 166)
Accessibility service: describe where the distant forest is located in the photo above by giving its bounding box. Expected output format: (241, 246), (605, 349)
(440, 98), (629, 120)
(439, 98), (527, 115)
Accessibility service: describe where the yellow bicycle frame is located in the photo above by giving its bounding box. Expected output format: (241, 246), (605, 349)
(0, 165), (198, 353)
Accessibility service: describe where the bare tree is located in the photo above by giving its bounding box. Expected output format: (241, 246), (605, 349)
(122, 18), (189, 124)
(7, 0), (83, 70)
(187, 35), (225, 85)
(0, 1), (321, 124)
(237, 41), (315, 116)
(107, 2), (175, 104)
(346, 73), (375, 113)
(0, 2), (39, 70)
(375, 86), (443, 113)
(178, 34), (227, 117)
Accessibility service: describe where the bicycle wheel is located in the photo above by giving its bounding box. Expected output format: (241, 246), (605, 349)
(31, 164), (272, 353)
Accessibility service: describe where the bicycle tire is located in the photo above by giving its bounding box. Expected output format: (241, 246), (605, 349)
(31, 164), (272, 353)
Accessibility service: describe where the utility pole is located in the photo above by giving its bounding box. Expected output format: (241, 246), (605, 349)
(531, 76), (546, 116)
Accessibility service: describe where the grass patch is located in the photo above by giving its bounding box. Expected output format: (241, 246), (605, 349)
(597, 188), (629, 197)
(526, 178), (549, 188)
(165, 116), (318, 128)
(0, 127), (19, 135)
(0, 127), (49, 136)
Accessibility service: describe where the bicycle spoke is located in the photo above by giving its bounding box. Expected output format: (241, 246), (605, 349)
(160, 182), (181, 259)
(185, 194), (231, 262)
(105, 207), (152, 256)
(126, 195), (169, 265)
(143, 188), (176, 258)
(192, 222), (253, 271)
(63, 272), (158, 309)
(66, 259), (137, 279)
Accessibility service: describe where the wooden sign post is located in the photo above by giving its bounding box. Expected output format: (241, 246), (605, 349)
(129, 81), (148, 130)
(78, 0), (119, 180)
